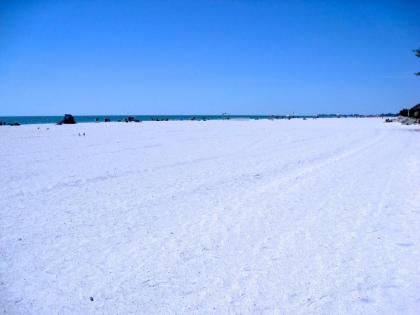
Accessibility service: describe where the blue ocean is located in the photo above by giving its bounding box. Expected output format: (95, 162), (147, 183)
(0, 114), (300, 125)
(0, 114), (391, 125)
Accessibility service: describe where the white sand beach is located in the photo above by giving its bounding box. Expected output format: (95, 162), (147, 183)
(1, 118), (420, 314)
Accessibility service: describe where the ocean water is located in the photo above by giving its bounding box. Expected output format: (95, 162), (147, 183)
(0, 114), (391, 125)
(0, 115), (296, 125)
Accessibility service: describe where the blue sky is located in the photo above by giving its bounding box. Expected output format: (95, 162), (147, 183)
(0, 0), (419, 115)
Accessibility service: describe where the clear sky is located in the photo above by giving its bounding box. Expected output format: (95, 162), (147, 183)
(0, 0), (419, 115)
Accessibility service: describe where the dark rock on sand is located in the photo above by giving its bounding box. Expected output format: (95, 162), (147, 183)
(57, 114), (76, 125)
(125, 116), (140, 122)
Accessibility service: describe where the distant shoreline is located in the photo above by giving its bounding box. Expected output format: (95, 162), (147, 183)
(0, 114), (397, 125)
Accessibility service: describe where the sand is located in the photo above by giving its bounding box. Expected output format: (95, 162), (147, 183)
(1, 118), (420, 314)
